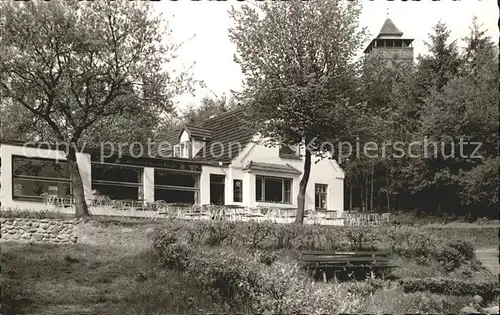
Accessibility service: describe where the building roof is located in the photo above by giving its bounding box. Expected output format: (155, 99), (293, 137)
(153, 108), (257, 162)
(185, 125), (213, 140)
(193, 108), (256, 161)
(363, 17), (413, 54)
(243, 161), (302, 175)
(377, 18), (403, 37)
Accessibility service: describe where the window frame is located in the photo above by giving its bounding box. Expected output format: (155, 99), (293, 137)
(255, 175), (292, 204)
(233, 179), (243, 202)
(315, 183), (328, 210)
(154, 169), (200, 204)
(173, 141), (191, 158)
(91, 162), (144, 201)
(173, 144), (182, 158)
(181, 141), (190, 158)
(11, 155), (72, 201)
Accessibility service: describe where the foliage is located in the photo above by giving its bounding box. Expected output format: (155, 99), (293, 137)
(205, 221), (234, 246)
(364, 288), (472, 314)
(180, 94), (239, 125)
(151, 219), (498, 254)
(345, 226), (379, 250)
(386, 226), (439, 258)
(177, 247), (362, 314)
(436, 240), (476, 272)
(257, 250), (279, 266)
(0, 208), (74, 219)
(344, 18), (498, 218)
(400, 277), (500, 302)
(157, 241), (192, 271)
(3, 219), (496, 314)
(347, 278), (387, 297)
(0, 0), (196, 217)
(437, 246), (465, 272)
(0, 0), (193, 144)
(446, 240), (475, 261)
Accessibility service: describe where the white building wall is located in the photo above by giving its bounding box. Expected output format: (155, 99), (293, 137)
(142, 167), (155, 203)
(200, 165), (227, 205)
(179, 130), (190, 142)
(230, 137), (345, 211)
(192, 139), (205, 157)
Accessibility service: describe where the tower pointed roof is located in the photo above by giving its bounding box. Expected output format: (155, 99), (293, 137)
(378, 18), (403, 37)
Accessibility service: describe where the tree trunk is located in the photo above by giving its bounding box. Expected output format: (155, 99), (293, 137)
(349, 185), (353, 213)
(67, 145), (90, 218)
(370, 160), (374, 212)
(364, 176), (368, 213)
(436, 182), (440, 216)
(360, 185), (365, 213)
(385, 167), (390, 212)
(295, 148), (311, 224)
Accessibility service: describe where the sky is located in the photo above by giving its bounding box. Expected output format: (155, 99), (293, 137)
(152, 0), (498, 110)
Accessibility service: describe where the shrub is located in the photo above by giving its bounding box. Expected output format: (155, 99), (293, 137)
(0, 208), (72, 219)
(258, 250), (279, 266)
(415, 256), (431, 266)
(436, 240), (476, 272)
(291, 224), (321, 249)
(405, 229), (439, 258)
(386, 226), (439, 257)
(205, 222), (233, 246)
(187, 248), (261, 307)
(272, 224), (297, 249)
(437, 246), (464, 272)
(254, 259), (362, 314)
(365, 288), (471, 314)
(447, 239), (475, 261)
(345, 226), (379, 250)
(182, 247), (363, 314)
(399, 277), (500, 302)
(347, 278), (388, 297)
(152, 226), (183, 252)
(157, 241), (192, 271)
(240, 221), (274, 249)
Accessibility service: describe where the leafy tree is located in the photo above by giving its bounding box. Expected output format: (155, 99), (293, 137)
(404, 20), (498, 216)
(181, 94), (238, 125)
(341, 18), (498, 218)
(416, 21), (463, 93)
(462, 16), (496, 74)
(0, 103), (50, 141)
(459, 157), (499, 213)
(0, 0), (195, 217)
(229, 0), (366, 223)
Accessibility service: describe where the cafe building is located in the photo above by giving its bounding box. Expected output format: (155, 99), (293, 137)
(0, 109), (345, 219)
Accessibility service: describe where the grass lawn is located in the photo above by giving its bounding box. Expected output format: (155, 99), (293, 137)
(1, 242), (226, 314)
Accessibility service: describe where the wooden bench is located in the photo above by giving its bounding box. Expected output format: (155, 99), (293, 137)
(300, 250), (396, 282)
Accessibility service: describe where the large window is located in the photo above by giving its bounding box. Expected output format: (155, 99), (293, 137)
(315, 184), (327, 209)
(91, 164), (143, 200)
(154, 169), (199, 204)
(255, 176), (291, 204)
(12, 156), (71, 201)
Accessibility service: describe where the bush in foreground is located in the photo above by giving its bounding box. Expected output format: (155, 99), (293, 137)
(400, 277), (499, 302)
(186, 248), (362, 314)
(436, 240), (476, 272)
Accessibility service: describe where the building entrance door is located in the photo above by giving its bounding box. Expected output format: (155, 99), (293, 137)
(210, 174), (225, 205)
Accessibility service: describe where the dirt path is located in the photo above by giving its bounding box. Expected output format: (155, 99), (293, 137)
(475, 248), (499, 275)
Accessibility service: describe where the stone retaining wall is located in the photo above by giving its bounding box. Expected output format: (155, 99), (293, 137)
(0, 218), (79, 244)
